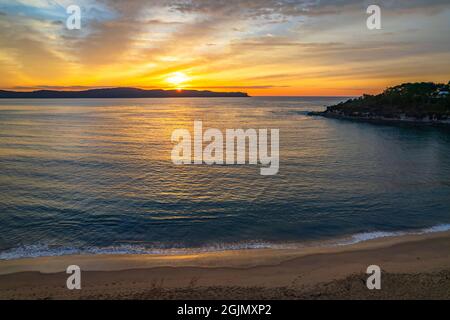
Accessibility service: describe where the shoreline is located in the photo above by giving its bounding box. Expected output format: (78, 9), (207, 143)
(1, 223), (449, 262)
(1, 230), (450, 299)
(309, 111), (450, 126)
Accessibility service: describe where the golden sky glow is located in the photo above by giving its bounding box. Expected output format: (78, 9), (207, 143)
(1, 0), (450, 96)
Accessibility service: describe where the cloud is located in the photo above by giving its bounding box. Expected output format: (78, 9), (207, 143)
(192, 85), (290, 89)
(168, 0), (450, 17)
(0, 0), (450, 94)
(0, 13), (71, 81)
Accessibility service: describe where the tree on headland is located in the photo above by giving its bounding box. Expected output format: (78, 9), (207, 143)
(325, 82), (450, 120)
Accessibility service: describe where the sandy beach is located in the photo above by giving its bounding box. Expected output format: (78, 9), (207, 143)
(1, 231), (450, 300)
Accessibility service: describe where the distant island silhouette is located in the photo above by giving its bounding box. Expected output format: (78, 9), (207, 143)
(0, 87), (249, 99)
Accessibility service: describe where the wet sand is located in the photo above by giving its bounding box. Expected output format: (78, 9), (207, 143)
(1, 231), (450, 299)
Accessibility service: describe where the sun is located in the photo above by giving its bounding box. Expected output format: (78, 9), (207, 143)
(166, 72), (190, 88)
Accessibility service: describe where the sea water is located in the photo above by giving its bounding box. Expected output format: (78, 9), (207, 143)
(1, 97), (450, 259)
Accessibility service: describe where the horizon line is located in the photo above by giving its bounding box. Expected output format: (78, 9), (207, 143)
(0, 86), (359, 98)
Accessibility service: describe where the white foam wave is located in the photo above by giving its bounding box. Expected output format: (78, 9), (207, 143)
(0, 241), (284, 260)
(338, 224), (450, 246)
(1, 224), (449, 260)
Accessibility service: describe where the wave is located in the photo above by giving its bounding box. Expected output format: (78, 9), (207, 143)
(0, 241), (286, 260)
(1, 223), (450, 260)
(336, 223), (450, 246)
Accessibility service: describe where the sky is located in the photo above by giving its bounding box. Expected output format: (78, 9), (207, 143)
(0, 0), (450, 96)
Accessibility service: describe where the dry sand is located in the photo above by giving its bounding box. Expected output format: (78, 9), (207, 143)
(1, 231), (450, 299)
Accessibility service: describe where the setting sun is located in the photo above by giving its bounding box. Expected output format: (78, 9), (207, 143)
(166, 72), (190, 88)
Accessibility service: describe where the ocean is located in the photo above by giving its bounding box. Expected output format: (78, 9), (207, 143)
(1, 97), (450, 259)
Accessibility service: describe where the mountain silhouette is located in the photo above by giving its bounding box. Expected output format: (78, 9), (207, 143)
(0, 87), (249, 99)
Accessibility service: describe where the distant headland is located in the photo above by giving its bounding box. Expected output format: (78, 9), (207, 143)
(0, 87), (250, 99)
(309, 82), (450, 125)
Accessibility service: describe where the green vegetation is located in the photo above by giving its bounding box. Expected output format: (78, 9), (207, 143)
(325, 82), (450, 120)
